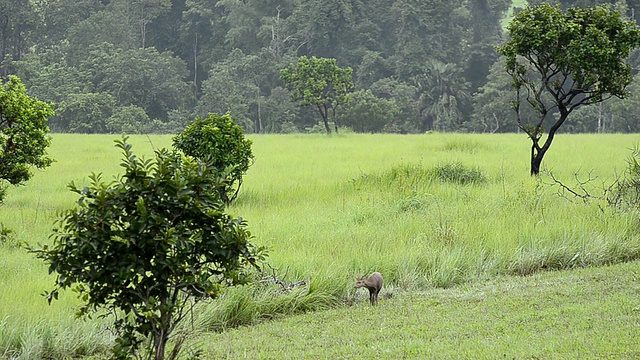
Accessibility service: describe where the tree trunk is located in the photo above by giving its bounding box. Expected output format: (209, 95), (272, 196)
(153, 307), (173, 360)
(331, 105), (338, 133)
(193, 33), (198, 97)
(256, 87), (262, 133)
(530, 145), (543, 176)
(597, 102), (603, 133)
(317, 104), (331, 133)
(0, 14), (9, 79)
(154, 332), (168, 360)
(529, 112), (567, 176)
(322, 118), (331, 133)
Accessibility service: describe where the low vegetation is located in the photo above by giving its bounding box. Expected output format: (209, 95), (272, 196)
(203, 260), (640, 359)
(1, 133), (639, 358)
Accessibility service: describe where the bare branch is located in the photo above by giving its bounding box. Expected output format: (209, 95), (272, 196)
(543, 170), (615, 205)
(257, 263), (308, 293)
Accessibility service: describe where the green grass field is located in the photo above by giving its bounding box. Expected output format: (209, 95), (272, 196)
(1, 133), (640, 359)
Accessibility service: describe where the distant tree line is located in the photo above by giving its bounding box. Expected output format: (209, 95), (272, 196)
(2, 0), (639, 134)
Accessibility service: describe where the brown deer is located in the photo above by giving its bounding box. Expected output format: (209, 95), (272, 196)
(355, 272), (383, 305)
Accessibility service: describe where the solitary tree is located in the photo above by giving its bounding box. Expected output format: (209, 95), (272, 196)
(498, 4), (640, 175)
(172, 113), (254, 204)
(0, 75), (53, 202)
(280, 56), (354, 134)
(31, 137), (264, 360)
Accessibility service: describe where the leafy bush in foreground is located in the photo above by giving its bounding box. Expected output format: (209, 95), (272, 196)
(31, 137), (264, 360)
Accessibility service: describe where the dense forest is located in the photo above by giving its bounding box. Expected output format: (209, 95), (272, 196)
(2, 0), (640, 134)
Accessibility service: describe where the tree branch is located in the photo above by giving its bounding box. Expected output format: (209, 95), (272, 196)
(543, 169), (614, 204)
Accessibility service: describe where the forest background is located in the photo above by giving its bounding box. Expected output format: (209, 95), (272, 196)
(2, 0), (640, 135)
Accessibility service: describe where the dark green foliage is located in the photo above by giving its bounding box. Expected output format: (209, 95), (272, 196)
(106, 105), (150, 134)
(31, 137), (264, 360)
(0, 1), (528, 134)
(369, 78), (421, 133)
(20, 0), (640, 134)
(82, 44), (192, 123)
(414, 61), (471, 131)
(0, 75), (53, 202)
(337, 89), (397, 133)
(55, 92), (115, 133)
(498, 4), (640, 175)
(469, 57), (524, 133)
(0, 0), (39, 77)
(172, 113), (254, 204)
(195, 48), (280, 132)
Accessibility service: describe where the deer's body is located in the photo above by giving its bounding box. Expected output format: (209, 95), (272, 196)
(355, 271), (383, 305)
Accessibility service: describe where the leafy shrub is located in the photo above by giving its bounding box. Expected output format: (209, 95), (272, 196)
(280, 121), (300, 134)
(56, 92), (115, 133)
(337, 89), (397, 133)
(173, 113), (254, 203)
(31, 137), (265, 360)
(0, 75), (53, 197)
(105, 105), (149, 134)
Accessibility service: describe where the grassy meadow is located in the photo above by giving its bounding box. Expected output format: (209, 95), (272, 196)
(1, 132), (640, 358)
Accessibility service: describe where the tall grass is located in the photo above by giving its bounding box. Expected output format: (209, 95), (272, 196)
(1, 133), (639, 358)
(0, 315), (112, 359)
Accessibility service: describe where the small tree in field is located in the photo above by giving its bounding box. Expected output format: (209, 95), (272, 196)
(172, 113), (253, 204)
(280, 56), (354, 134)
(31, 137), (264, 360)
(498, 4), (640, 175)
(0, 75), (53, 201)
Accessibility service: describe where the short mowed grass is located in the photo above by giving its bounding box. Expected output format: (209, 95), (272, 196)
(1, 133), (640, 359)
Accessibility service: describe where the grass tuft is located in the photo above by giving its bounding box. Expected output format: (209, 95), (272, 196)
(395, 195), (432, 212)
(442, 138), (488, 153)
(0, 316), (112, 360)
(355, 161), (486, 192)
(430, 161), (487, 184)
(191, 274), (349, 333)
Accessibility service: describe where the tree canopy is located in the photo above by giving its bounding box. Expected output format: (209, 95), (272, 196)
(4, 0), (640, 134)
(7, 0), (511, 134)
(0, 75), (53, 201)
(280, 56), (354, 133)
(498, 3), (640, 175)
